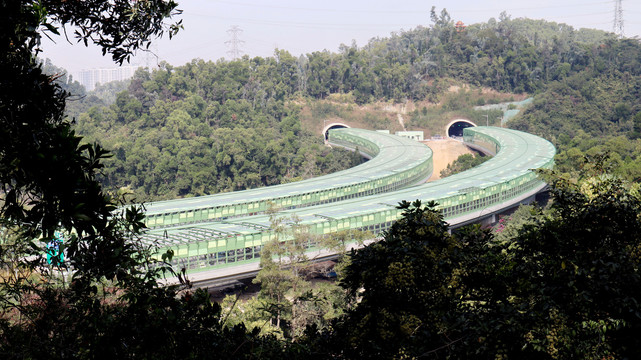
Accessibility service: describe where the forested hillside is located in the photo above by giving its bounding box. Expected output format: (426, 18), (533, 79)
(512, 59), (641, 180)
(70, 9), (641, 201)
(73, 65), (363, 201)
(7, 1), (641, 358)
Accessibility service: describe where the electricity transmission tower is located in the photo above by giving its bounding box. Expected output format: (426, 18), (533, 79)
(613, 0), (624, 38)
(225, 25), (244, 60)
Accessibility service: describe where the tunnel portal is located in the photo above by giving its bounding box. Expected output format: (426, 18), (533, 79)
(323, 123), (350, 140)
(447, 120), (476, 138)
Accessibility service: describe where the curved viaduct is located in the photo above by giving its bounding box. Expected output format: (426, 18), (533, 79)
(141, 127), (555, 285)
(143, 128), (433, 229)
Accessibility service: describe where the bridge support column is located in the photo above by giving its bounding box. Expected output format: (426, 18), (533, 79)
(479, 213), (496, 227)
(520, 194), (536, 205)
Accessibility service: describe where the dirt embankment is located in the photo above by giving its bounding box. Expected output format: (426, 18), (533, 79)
(424, 139), (475, 181)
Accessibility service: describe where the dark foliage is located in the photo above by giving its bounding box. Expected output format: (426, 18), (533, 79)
(314, 158), (641, 359)
(0, 2), (294, 359)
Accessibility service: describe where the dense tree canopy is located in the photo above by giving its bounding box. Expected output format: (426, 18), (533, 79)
(334, 200), (473, 358)
(0, 0), (181, 280)
(4, 1), (641, 358)
(304, 160), (641, 359)
(0, 2), (289, 359)
(73, 66), (363, 201)
(68, 9), (641, 196)
(440, 152), (488, 177)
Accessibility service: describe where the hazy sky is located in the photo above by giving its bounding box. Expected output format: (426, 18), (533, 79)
(40, 0), (641, 77)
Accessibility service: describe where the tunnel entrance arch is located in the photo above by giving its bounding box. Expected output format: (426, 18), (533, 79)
(446, 119), (476, 138)
(323, 122), (350, 141)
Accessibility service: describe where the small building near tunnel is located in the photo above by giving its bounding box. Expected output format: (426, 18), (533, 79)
(446, 119), (476, 138)
(395, 131), (424, 141)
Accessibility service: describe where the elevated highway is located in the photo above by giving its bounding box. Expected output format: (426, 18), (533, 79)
(142, 127), (555, 285)
(143, 129), (432, 229)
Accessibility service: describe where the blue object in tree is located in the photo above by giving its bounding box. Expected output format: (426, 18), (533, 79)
(46, 231), (64, 265)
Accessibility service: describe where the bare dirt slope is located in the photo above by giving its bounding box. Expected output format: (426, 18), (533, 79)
(424, 139), (475, 181)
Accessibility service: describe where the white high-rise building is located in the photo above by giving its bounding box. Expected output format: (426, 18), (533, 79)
(76, 66), (138, 91)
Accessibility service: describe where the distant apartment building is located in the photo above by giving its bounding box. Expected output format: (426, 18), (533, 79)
(76, 65), (138, 91)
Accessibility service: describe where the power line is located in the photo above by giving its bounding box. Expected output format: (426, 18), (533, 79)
(187, 12), (412, 30)
(211, 0), (613, 14)
(225, 25), (244, 60)
(182, 2), (641, 40)
(186, 6), (614, 31)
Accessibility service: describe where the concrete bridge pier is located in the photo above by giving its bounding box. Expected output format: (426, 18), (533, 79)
(479, 213), (497, 227)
